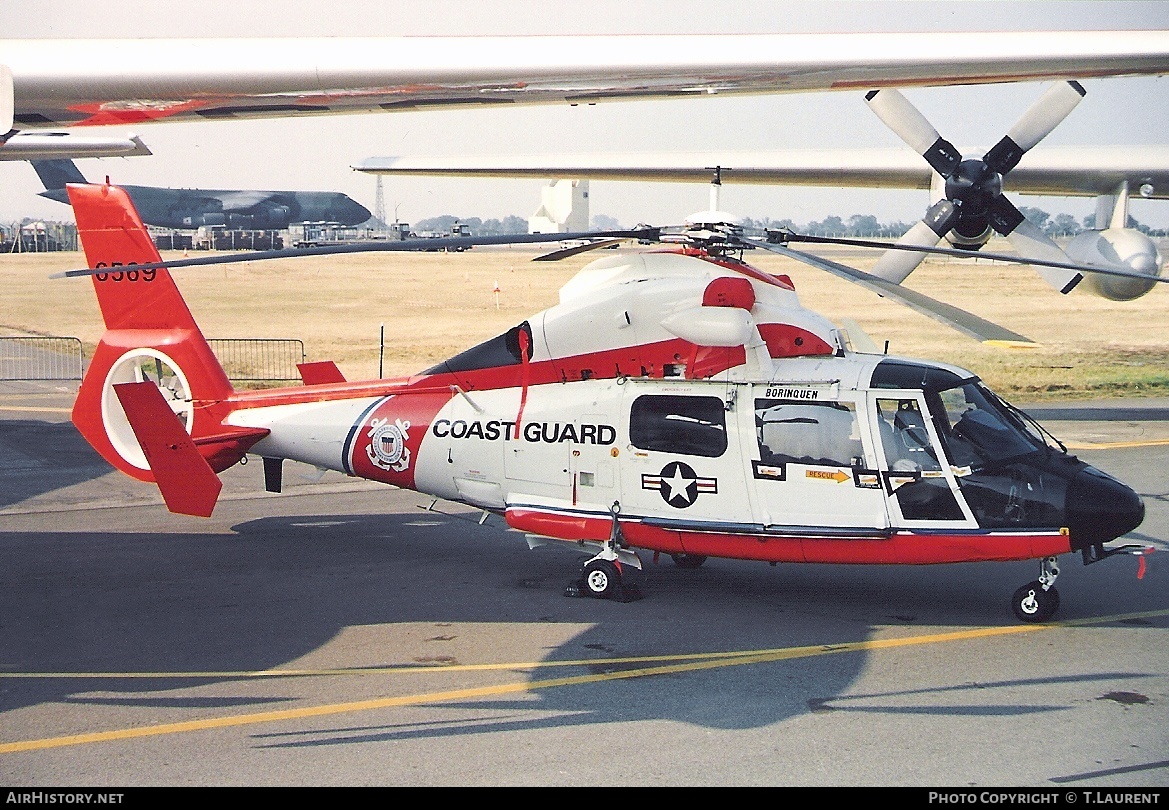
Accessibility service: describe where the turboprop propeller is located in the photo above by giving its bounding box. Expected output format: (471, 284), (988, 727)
(865, 80), (1089, 292)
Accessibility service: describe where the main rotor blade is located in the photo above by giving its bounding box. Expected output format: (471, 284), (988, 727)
(865, 89), (962, 177)
(770, 230), (1169, 289)
(869, 199), (957, 283)
(983, 80), (1085, 175)
(740, 235), (1035, 345)
(51, 227), (661, 278)
(532, 238), (627, 262)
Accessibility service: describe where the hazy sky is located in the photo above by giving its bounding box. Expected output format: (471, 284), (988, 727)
(4, 0), (1168, 228)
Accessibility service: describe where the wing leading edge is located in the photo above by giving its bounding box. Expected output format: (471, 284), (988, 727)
(353, 146), (1169, 199)
(5, 30), (1169, 128)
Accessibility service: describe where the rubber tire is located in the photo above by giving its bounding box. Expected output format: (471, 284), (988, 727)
(1011, 580), (1061, 623)
(670, 553), (708, 569)
(583, 559), (621, 599)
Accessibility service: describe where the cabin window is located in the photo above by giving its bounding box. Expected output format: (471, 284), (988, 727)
(754, 399), (864, 468)
(629, 395), (728, 458)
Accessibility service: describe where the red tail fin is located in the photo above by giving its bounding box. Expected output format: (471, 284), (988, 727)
(68, 182), (249, 486)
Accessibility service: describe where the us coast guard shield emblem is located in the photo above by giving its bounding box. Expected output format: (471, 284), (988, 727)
(367, 417), (412, 472)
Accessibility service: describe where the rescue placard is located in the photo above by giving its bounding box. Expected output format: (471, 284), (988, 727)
(806, 469), (850, 483)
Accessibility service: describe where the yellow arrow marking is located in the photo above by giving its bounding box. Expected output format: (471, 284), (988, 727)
(806, 469), (850, 483)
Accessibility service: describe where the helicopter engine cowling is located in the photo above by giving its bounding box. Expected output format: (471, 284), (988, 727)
(1065, 228), (1163, 301)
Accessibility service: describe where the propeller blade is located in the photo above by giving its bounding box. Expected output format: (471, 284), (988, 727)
(741, 235), (1035, 346)
(865, 89), (962, 178)
(1003, 216), (1084, 294)
(870, 199), (958, 283)
(986, 194), (1082, 293)
(983, 80), (1085, 175)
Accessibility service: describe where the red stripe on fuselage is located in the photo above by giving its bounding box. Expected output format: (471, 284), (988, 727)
(346, 390), (453, 489)
(504, 506), (1072, 564)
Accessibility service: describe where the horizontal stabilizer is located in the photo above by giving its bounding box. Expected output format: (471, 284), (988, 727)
(298, 361), (347, 385)
(113, 381), (223, 517)
(0, 132), (151, 161)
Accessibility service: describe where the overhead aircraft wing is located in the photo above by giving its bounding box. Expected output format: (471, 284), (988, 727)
(353, 145), (1169, 199)
(0, 132), (151, 161)
(4, 31), (1169, 128)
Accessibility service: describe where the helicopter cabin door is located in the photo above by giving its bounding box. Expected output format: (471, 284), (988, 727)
(618, 382), (750, 527)
(866, 391), (977, 528)
(747, 385), (889, 531)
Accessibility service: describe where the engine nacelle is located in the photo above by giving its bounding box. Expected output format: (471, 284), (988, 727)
(182, 213), (226, 227)
(943, 222), (993, 251)
(250, 204), (293, 229)
(1065, 228), (1163, 301)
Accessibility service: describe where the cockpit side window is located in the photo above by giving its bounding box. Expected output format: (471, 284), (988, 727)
(875, 398), (941, 472)
(929, 383), (1042, 468)
(754, 399), (864, 468)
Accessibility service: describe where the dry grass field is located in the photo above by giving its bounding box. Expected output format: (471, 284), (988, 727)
(2, 240), (1167, 401)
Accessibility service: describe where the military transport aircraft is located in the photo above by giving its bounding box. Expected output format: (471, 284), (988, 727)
(54, 180), (1155, 624)
(31, 158), (372, 230)
(354, 81), (1169, 302)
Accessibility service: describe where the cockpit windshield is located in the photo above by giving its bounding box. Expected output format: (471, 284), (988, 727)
(931, 381), (1049, 468)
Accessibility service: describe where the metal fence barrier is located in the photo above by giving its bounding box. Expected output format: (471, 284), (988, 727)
(0, 337), (84, 381)
(1, 336), (307, 384)
(207, 338), (306, 383)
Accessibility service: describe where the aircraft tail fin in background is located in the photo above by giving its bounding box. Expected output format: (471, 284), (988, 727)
(67, 182), (263, 507)
(31, 158), (87, 190)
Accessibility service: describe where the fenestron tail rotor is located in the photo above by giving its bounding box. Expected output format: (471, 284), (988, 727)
(865, 80), (1086, 293)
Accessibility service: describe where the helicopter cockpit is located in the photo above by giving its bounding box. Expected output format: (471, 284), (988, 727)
(869, 359), (1143, 549)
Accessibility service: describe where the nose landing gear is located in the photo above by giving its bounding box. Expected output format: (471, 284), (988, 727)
(1011, 556), (1061, 622)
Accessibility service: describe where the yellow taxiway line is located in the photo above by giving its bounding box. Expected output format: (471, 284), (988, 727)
(1064, 438), (1169, 450)
(0, 405), (73, 414)
(1, 608), (1165, 755)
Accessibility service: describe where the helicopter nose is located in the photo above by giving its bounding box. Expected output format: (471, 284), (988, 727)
(1064, 465), (1145, 548)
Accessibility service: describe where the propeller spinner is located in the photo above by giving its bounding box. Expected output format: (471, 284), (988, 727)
(866, 81), (1087, 294)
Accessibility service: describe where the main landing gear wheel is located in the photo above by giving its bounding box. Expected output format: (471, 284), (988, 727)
(670, 553), (708, 569)
(583, 559), (621, 599)
(1011, 580), (1061, 623)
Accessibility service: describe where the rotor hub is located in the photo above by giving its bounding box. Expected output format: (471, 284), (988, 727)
(944, 159), (1002, 215)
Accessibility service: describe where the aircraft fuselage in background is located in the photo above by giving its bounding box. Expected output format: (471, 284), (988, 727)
(40, 184), (371, 230)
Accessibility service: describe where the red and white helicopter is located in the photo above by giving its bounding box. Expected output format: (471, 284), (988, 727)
(58, 179), (1152, 623)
